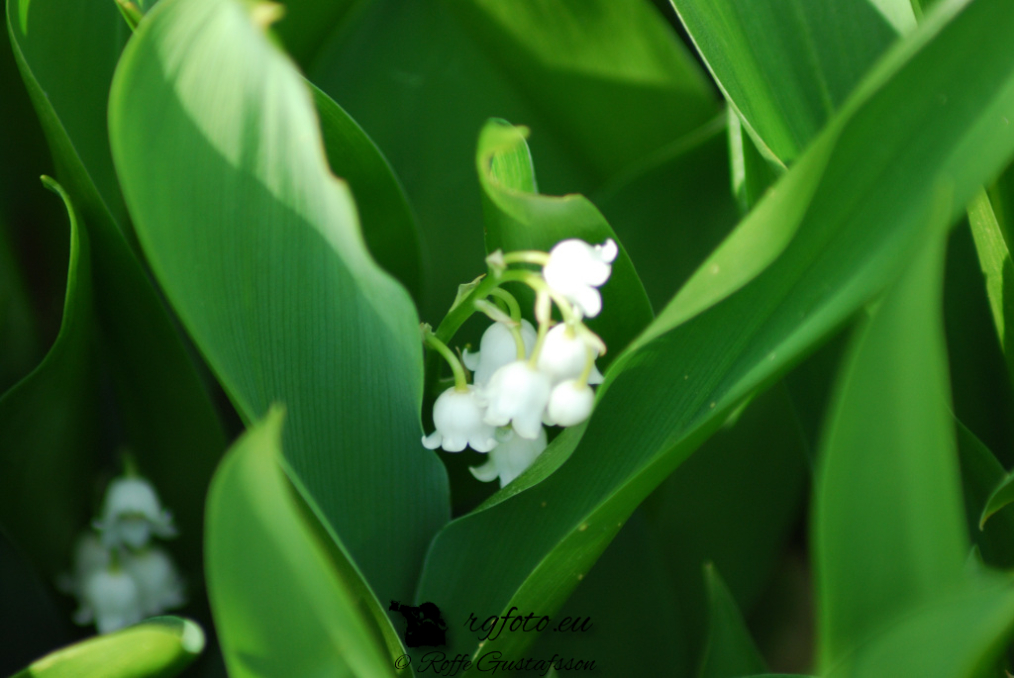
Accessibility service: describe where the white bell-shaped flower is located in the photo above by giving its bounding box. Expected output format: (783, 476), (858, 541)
(59, 532), (111, 596)
(547, 380), (595, 427)
(122, 546), (186, 616)
(481, 361), (551, 440)
(536, 324), (604, 385)
(462, 319), (536, 385)
(542, 239), (618, 318)
(94, 477), (177, 549)
(470, 427), (548, 488)
(422, 386), (497, 452)
(73, 566), (144, 634)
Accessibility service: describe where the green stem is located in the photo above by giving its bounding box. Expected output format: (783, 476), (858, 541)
(424, 329), (469, 391)
(488, 287), (521, 322)
(434, 269), (531, 344)
(502, 250), (550, 266)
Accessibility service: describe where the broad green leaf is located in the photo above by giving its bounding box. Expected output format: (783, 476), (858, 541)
(476, 119), (653, 357)
(967, 189), (1014, 374)
(955, 420), (1014, 569)
(273, 0), (357, 70)
(310, 0), (716, 321)
(698, 565), (767, 678)
(8, 0), (228, 576)
(826, 575), (1014, 678)
(311, 82), (423, 303)
(813, 220), (966, 669)
(443, 0), (716, 178)
(10, 616), (204, 678)
(523, 510), (689, 676)
(646, 384), (808, 670)
(593, 115), (740, 311)
(0, 178), (98, 576)
(7, 0), (130, 230)
(109, 0), (449, 601)
(417, 0), (1014, 664)
(727, 109), (781, 215)
(206, 408), (399, 678)
(670, 0), (912, 164)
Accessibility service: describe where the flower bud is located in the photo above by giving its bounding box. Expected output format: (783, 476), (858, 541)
(74, 567), (144, 634)
(536, 324), (604, 385)
(547, 380), (595, 427)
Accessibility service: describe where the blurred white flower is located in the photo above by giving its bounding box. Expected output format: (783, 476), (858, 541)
(462, 319), (537, 385)
(546, 380), (595, 427)
(542, 239), (618, 318)
(94, 476), (177, 549)
(73, 566), (144, 634)
(422, 386), (497, 452)
(535, 324), (604, 385)
(482, 361), (551, 440)
(122, 546), (186, 616)
(470, 427), (548, 488)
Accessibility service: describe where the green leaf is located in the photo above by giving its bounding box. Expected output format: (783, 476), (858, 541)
(727, 109), (781, 215)
(109, 0), (449, 601)
(670, 0), (913, 164)
(0, 177), (98, 577)
(206, 408), (399, 678)
(476, 119), (653, 356)
(417, 0), (1014, 663)
(826, 575), (1014, 678)
(6, 0), (130, 229)
(10, 616), (204, 678)
(646, 384), (808, 671)
(593, 115), (740, 311)
(955, 420), (1014, 568)
(980, 463), (1014, 532)
(272, 0), (358, 69)
(8, 0), (228, 577)
(311, 82), (423, 303)
(698, 564), (767, 678)
(813, 215), (966, 669)
(967, 189), (1014, 372)
(310, 0), (716, 321)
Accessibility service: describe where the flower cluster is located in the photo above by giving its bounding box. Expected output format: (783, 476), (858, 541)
(60, 473), (185, 634)
(422, 238), (617, 487)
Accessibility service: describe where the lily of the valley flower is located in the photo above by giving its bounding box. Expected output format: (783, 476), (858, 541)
(536, 324), (604, 385)
(546, 379), (595, 427)
(422, 386), (498, 452)
(470, 427), (548, 488)
(94, 477), (177, 549)
(481, 361), (552, 440)
(463, 319), (537, 385)
(122, 546), (186, 616)
(73, 566), (144, 635)
(542, 238), (618, 318)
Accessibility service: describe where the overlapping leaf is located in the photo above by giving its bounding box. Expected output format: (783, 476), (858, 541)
(670, 0), (912, 164)
(813, 218), (966, 668)
(206, 409), (400, 678)
(309, 0), (717, 320)
(416, 0), (1014, 664)
(311, 83), (423, 303)
(698, 565), (767, 678)
(0, 179), (98, 576)
(10, 616), (204, 678)
(109, 0), (448, 602)
(476, 119), (652, 357)
(7, 0), (227, 575)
